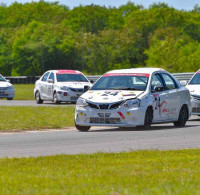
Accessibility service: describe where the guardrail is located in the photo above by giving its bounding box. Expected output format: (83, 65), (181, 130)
(4, 73), (194, 84)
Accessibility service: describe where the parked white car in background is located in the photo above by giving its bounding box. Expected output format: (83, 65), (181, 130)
(34, 70), (92, 104)
(0, 74), (15, 100)
(75, 68), (191, 131)
(184, 69), (200, 115)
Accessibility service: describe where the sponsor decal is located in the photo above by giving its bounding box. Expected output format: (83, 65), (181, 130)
(160, 101), (169, 113)
(103, 73), (150, 77)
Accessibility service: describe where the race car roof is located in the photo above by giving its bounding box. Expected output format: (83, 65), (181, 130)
(50, 70), (82, 74)
(105, 68), (164, 75)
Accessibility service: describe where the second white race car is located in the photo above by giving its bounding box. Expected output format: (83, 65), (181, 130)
(34, 70), (92, 104)
(75, 68), (191, 131)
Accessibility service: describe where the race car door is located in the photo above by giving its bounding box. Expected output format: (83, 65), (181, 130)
(151, 73), (169, 122)
(39, 71), (50, 99)
(161, 73), (180, 120)
(45, 72), (54, 100)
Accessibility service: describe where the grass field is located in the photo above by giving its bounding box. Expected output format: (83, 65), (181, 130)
(0, 106), (75, 131)
(14, 84), (35, 100)
(0, 150), (200, 194)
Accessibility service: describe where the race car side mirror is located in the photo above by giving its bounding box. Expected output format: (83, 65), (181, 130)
(84, 85), (90, 92)
(90, 80), (94, 84)
(153, 86), (164, 92)
(180, 80), (187, 86)
(47, 79), (54, 83)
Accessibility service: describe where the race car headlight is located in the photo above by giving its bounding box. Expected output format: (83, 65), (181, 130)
(60, 86), (69, 90)
(76, 98), (88, 107)
(123, 99), (140, 108)
(7, 85), (14, 90)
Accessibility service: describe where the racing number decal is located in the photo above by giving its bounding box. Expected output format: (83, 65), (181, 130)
(153, 94), (168, 115)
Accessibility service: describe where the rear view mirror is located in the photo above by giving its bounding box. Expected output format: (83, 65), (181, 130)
(180, 80), (187, 86)
(84, 85), (90, 92)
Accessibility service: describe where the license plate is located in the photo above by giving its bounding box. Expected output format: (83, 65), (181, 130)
(70, 96), (79, 100)
(0, 94), (8, 97)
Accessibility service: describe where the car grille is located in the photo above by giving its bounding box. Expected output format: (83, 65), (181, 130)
(70, 88), (83, 92)
(0, 87), (8, 90)
(90, 117), (121, 124)
(87, 101), (124, 110)
(192, 107), (200, 113)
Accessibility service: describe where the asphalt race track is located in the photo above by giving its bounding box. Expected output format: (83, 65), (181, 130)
(0, 100), (75, 106)
(0, 116), (200, 158)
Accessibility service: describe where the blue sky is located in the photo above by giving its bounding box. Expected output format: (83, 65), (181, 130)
(2, 0), (200, 10)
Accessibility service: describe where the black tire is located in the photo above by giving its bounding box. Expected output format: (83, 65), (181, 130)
(7, 98), (13, 100)
(174, 105), (188, 127)
(143, 107), (153, 128)
(35, 91), (43, 104)
(75, 123), (91, 132)
(53, 92), (61, 104)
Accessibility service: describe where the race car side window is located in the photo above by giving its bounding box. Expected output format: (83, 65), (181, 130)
(151, 74), (164, 93)
(161, 73), (177, 90)
(49, 72), (55, 82)
(41, 72), (50, 82)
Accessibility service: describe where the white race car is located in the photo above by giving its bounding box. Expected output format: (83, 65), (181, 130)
(34, 70), (92, 104)
(185, 69), (200, 115)
(0, 74), (15, 100)
(75, 68), (191, 131)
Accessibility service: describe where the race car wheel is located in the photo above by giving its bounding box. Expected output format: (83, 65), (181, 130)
(53, 92), (61, 104)
(174, 105), (188, 127)
(7, 98), (13, 100)
(35, 91), (43, 104)
(143, 107), (153, 128)
(75, 123), (91, 132)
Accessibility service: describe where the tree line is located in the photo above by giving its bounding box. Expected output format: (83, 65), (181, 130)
(1, 1), (200, 76)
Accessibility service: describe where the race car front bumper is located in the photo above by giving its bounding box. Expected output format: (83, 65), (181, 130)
(56, 90), (83, 102)
(0, 88), (15, 99)
(191, 96), (200, 115)
(75, 105), (147, 127)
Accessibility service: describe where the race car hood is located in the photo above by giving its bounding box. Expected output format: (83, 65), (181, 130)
(0, 81), (12, 87)
(56, 82), (91, 89)
(81, 90), (144, 103)
(186, 85), (200, 96)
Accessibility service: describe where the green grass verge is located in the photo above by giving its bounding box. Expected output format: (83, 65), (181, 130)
(14, 84), (35, 100)
(0, 106), (75, 131)
(0, 150), (200, 194)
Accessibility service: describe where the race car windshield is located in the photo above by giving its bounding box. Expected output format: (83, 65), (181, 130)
(0, 75), (6, 82)
(56, 74), (88, 82)
(91, 75), (149, 91)
(188, 73), (200, 85)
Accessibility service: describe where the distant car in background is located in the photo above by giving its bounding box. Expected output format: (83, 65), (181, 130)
(183, 69), (200, 115)
(0, 74), (15, 100)
(34, 70), (93, 104)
